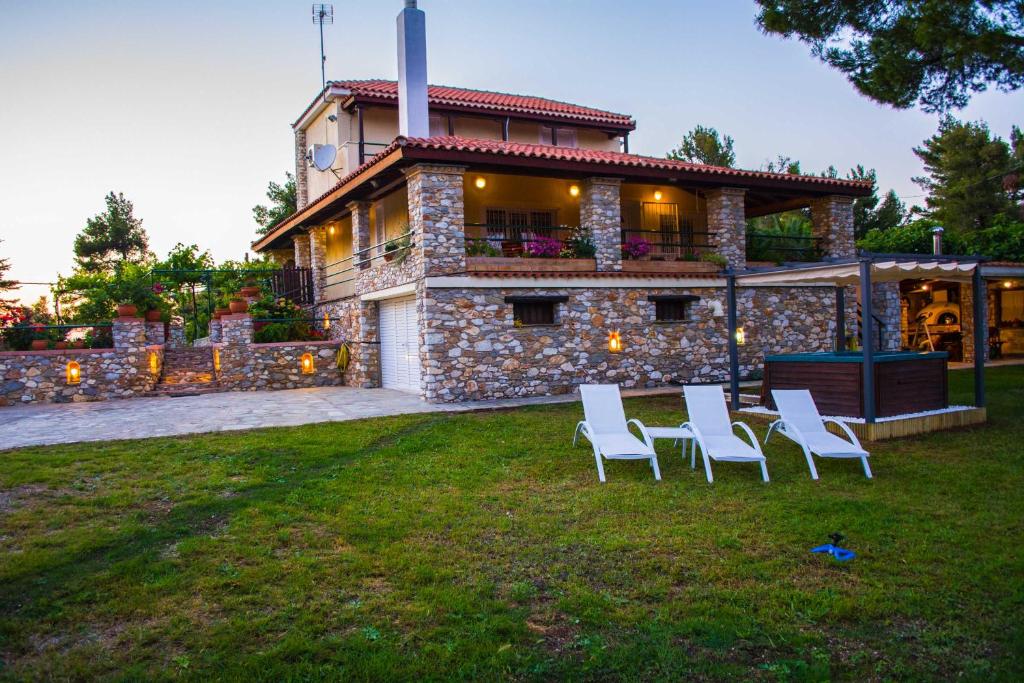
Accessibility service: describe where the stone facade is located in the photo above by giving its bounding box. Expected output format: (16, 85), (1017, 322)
(348, 201), (372, 270)
(420, 285), (837, 402)
(871, 282), (902, 351)
(809, 196), (856, 259)
(215, 340), (344, 392)
(961, 280), (987, 363)
(706, 188), (746, 269)
(581, 177), (622, 271)
(293, 233), (312, 269)
(145, 321), (166, 346)
(309, 226), (328, 303)
(407, 164), (466, 277)
(220, 314), (255, 346)
(167, 317), (186, 348)
(295, 128), (308, 210)
(318, 297), (381, 388)
(209, 319), (223, 344)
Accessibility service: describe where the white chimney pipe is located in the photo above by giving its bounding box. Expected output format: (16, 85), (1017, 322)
(397, 0), (429, 138)
(932, 226), (944, 255)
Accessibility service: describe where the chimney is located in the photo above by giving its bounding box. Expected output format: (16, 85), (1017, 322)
(397, 0), (429, 138)
(931, 226), (944, 255)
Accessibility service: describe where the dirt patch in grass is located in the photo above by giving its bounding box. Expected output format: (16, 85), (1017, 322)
(0, 484), (60, 513)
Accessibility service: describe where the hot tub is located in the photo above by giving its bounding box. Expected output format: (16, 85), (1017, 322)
(761, 351), (949, 418)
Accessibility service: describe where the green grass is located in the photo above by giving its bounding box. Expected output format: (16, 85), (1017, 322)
(1, 367), (1022, 681)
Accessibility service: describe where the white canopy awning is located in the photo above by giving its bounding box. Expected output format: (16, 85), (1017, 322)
(737, 259), (978, 286)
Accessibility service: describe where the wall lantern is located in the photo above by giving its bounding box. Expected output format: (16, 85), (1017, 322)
(474, 176), (487, 189)
(735, 327), (746, 345)
(608, 330), (623, 353)
(653, 190), (663, 201)
(1005, 280), (1014, 289)
(213, 347), (221, 372)
(328, 225), (336, 236)
(149, 351), (160, 375)
(569, 184), (580, 198)
(66, 360), (81, 385)
(301, 352), (315, 374)
(323, 312), (331, 331)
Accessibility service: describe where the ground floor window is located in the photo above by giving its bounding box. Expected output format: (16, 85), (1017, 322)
(649, 294), (698, 322)
(506, 296), (567, 327)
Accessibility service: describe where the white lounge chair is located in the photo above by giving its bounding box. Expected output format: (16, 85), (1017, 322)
(765, 389), (872, 479)
(681, 385), (769, 483)
(573, 384), (661, 483)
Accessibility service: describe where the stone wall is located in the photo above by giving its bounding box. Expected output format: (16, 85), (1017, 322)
(961, 280), (987, 363)
(407, 164), (466, 277)
(309, 226), (328, 303)
(581, 177), (622, 271)
(295, 128), (308, 210)
(809, 196), (856, 259)
(214, 340), (344, 392)
(706, 188), (746, 269)
(293, 233), (312, 269)
(317, 297), (381, 388)
(421, 285), (836, 402)
(871, 282), (902, 351)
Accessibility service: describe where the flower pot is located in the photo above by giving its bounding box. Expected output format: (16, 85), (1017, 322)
(116, 303), (138, 318)
(384, 251), (396, 263)
(55, 341), (67, 350)
(229, 299), (248, 314)
(30, 340), (48, 351)
(72, 341), (86, 349)
(240, 286), (260, 298)
(145, 309), (162, 322)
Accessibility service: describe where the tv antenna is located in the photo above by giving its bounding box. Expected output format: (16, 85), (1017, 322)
(312, 4), (334, 101)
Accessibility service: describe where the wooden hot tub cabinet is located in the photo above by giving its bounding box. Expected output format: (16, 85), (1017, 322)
(761, 351), (949, 418)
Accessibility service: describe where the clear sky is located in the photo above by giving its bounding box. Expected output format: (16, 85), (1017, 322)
(2, 0), (1021, 306)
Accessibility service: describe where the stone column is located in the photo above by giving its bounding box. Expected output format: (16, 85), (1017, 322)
(309, 226), (328, 304)
(581, 177), (622, 272)
(220, 314), (254, 346)
(293, 232), (312, 269)
(348, 201), (372, 270)
(406, 164), (466, 277)
(872, 282), (902, 351)
(209, 319), (222, 343)
(961, 281), (987, 363)
(809, 196), (855, 259)
(705, 188), (746, 269)
(168, 316), (186, 348)
(112, 317), (147, 350)
(345, 301), (380, 388)
(295, 128), (309, 210)
(144, 321), (165, 346)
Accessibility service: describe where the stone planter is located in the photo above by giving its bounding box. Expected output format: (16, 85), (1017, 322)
(229, 299), (249, 314)
(145, 309), (162, 322)
(466, 257), (597, 273)
(620, 260), (722, 274)
(30, 340), (48, 351)
(116, 303), (138, 317)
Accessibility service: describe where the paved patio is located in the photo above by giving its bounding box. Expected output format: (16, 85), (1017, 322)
(0, 385), (691, 450)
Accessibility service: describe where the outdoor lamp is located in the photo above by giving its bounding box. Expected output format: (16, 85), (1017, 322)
(213, 347), (221, 372)
(328, 225), (336, 236)
(735, 327), (746, 345)
(653, 190), (663, 201)
(301, 352), (315, 374)
(608, 330), (623, 353)
(149, 351), (159, 375)
(569, 184), (580, 197)
(1005, 281), (1013, 289)
(66, 361), (81, 385)
(474, 176), (487, 189)
(324, 312), (331, 330)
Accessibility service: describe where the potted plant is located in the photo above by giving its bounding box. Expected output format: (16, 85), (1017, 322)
(229, 295), (249, 314)
(384, 242), (398, 262)
(30, 339), (48, 351)
(240, 278), (260, 298)
(524, 237), (563, 258)
(621, 236), (651, 260)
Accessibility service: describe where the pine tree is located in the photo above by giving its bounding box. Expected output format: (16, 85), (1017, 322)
(73, 192), (151, 273)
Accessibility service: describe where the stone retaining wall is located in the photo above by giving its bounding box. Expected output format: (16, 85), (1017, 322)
(421, 285), (837, 402)
(214, 340), (344, 391)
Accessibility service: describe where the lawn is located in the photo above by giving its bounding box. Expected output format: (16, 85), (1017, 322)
(1, 367), (1022, 681)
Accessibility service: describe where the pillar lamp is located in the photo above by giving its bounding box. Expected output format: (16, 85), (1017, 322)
(608, 330), (623, 353)
(301, 352), (315, 374)
(569, 184), (580, 197)
(149, 351), (160, 375)
(66, 360), (81, 385)
(735, 327), (746, 345)
(213, 347), (221, 372)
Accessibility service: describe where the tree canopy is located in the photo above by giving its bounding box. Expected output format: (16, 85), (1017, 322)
(755, 0), (1024, 112)
(0, 241), (17, 323)
(667, 125), (736, 167)
(73, 192), (151, 273)
(253, 173), (297, 237)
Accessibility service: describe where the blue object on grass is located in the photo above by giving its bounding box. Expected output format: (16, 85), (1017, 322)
(811, 533), (855, 562)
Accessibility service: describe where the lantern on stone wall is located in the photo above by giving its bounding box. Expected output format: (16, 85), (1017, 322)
(301, 352), (315, 374)
(608, 330), (623, 353)
(323, 312), (331, 331)
(66, 361), (81, 385)
(735, 327), (746, 345)
(213, 348), (221, 372)
(149, 351), (159, 375)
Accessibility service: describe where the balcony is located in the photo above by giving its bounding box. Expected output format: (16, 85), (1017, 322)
(465, 223), (596, 272)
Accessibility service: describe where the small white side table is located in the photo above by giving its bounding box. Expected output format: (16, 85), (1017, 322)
(644, 425), (696, 465)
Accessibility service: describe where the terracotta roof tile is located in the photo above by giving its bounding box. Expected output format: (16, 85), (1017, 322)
(295, 79), (635, 129)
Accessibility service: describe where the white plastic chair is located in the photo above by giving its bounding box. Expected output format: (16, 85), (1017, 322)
(573, 384), (661, 483)
(681, 385), (768, 483)
(765, 389), (872, 479)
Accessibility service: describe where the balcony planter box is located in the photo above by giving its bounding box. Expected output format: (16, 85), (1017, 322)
(620, 260), (722, 274)
(466, 257), (597, 273)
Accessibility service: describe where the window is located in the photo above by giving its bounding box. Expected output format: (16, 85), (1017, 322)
(429, 113), (449, 137)
(506, 296), (567, 326)
(539, 126), (578, 148)
(649, 295), (698, 322)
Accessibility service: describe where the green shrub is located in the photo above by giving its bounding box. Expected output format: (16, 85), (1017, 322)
(254, 322), (291, 344)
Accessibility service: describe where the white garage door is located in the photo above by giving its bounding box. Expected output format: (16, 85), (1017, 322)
(379, 296), (421, 393)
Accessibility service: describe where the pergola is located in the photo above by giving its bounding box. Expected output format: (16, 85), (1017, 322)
(723, 254), (986, 422)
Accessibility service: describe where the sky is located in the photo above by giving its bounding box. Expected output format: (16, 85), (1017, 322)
(2, 0), (1022, 306)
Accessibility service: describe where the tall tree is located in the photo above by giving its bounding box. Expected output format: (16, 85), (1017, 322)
(0, 241), (17, 322)
(844, 165), (907, 238)
(764, 155), (802, 174)
(668, 125), (736, 167)
(912, 117), (1016, 231)
(73, 192), (151, 273)
(253, 173), (297, 236)
(756, 0), (1024, 112)
(157, 243), (215, 335)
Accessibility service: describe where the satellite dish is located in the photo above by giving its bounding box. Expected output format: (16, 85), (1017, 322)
(313, 144), (337, 171)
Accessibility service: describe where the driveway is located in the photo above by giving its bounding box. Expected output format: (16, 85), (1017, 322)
(0, 387), (593, 449)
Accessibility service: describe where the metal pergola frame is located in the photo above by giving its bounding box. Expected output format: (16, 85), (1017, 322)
(726, 253), (987, 423)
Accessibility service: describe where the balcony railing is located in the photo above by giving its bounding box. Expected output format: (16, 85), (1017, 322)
(465, 223), (576, 257)
(745, 232), (822, 263)
(620, 228), (715, 259)
(270, 268), (315, 305)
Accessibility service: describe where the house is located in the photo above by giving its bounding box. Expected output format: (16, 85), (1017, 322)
(252, 1), (873, 401)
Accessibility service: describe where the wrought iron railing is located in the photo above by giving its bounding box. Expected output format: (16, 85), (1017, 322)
(746, 232), (822, 263)
(464, 223), (576, 257)
(269, 268), (315, 305)
(0, 322), (114, 351)
(620, 228), (715, 259)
